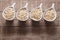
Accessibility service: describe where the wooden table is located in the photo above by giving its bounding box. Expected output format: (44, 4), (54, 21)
(0, 0), (60, 40)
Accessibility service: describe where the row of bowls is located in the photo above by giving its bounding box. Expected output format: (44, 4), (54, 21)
(2, 3), (57, 22)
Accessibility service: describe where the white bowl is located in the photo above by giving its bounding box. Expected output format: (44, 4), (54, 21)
(30, 3), (43, 21)
(16, 3), (29, 21)
(43, 3), (57, 21)
(2, 3), (16, 20)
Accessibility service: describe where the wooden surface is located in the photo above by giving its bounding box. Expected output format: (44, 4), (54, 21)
(0, 0), (60, 40)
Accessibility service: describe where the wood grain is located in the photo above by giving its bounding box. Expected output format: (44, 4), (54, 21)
(0, 0), (60, 40)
